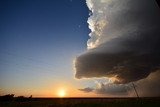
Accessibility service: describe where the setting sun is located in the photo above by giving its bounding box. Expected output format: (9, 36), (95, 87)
(58, 89), (66, 97)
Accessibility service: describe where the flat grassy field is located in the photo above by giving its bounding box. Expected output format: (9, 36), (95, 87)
(0, 98), (160, 107)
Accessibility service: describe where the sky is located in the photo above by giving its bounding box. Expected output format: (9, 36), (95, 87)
(0, 0), (97, 97)
(0, 0), (160, 97)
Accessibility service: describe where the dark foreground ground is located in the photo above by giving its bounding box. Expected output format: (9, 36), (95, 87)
(0, 97), (160, 107)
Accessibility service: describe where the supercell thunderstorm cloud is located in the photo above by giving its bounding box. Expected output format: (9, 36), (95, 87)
(75, 0), (160, 96)
(75, 0), (160, 84)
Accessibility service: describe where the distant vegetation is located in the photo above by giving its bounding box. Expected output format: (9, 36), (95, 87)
(0, 94), (160, 107)
(0, 94), (32, 102)
(0, 94), (15, 101)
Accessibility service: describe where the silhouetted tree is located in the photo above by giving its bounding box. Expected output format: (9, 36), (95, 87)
(0, 94), (14, 101)
(29, 95), (32, 99)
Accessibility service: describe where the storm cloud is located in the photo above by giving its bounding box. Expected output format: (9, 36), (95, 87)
(78, 87), (94, 93)
(74, 0), (160, 84)
(79, 71), (160, 97)
(79, 81), (132, 96)
(132, 70), (160, 97)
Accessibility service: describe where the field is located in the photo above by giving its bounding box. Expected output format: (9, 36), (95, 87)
(0, 98), (160, 107)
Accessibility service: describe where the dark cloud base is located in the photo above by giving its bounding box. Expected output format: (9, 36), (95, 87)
(75, 30), (160, 84)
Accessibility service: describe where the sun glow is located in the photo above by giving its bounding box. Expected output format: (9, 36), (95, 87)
(58, 89), (66, 97)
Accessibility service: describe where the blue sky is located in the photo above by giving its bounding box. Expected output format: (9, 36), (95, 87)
(0, 0), (94, 97)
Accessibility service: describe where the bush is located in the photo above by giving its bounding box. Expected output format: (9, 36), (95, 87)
(15, 95), (32, 102)
(0, 94), (14, 101)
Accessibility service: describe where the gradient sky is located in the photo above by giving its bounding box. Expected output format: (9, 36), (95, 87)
(1, 0), (160, 98)
(0, 0), (97, 97)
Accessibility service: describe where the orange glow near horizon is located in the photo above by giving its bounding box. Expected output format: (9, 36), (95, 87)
(57, 89), (66, 97)
(1, 80), (98, 98)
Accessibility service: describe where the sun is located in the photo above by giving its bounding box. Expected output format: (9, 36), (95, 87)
(58, 89), (66, 97)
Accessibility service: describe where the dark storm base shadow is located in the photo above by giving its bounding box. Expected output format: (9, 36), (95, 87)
(156, 0), (160, 7)
(0, 97), (160, 107)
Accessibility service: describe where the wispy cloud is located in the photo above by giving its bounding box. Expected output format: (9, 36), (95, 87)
(78, 87), (94, 93)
